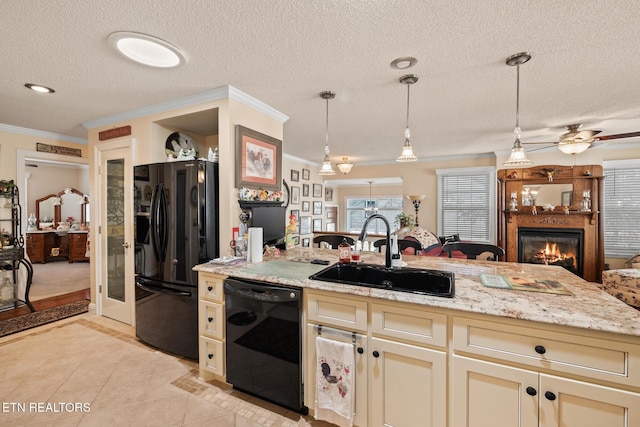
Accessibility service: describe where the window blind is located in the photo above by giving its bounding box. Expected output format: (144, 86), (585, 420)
(603, 166), (640, 258)
(438, 169), (495, 243)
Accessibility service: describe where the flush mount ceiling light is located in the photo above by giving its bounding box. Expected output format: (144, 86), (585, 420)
(108, 31), (185, 68)
(503, 52), (533, 166)
(396, 74), (419, 162)
(24, 83), (55, 93)
(390, 56), (418, 70)
(318, 91), (337, 176)
(336, 157), (354, 174)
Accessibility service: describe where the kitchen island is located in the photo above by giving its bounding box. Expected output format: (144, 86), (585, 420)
(194, 249), (640, 427)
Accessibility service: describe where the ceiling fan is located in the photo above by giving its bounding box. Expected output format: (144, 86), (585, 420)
(523, 123), (640, 154)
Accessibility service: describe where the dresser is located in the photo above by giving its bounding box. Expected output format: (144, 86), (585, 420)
(26, 231), (88, 263)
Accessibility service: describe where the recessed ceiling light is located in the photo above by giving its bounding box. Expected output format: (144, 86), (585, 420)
(390, 56), (418, 70)
(24, 83), (55, 93)
(108, 31), (186, 68)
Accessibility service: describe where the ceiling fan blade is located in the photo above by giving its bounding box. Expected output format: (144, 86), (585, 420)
(525, 145), (554, 153)
(520, 141), (558, 145)
(596, 131), (640, 141)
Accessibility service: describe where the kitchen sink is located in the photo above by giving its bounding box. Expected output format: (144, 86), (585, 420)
(309, 263), (455, 298)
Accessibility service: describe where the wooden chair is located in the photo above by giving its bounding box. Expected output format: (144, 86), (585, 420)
(442, 242), (505, 261)
(373, 238), (423, 255)
(313, 235), (355, 249)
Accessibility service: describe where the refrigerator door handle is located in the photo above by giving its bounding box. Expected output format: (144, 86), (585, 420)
(150, 183), (168, 261)
(135, 280), (192, 297)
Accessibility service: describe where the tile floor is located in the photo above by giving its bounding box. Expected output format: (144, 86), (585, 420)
(0, 314), (335, 426)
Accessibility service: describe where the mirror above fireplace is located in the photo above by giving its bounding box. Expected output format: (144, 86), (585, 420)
(521, 183), (573, 207)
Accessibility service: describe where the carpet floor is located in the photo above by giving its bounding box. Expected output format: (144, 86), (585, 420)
(0, 299), (90, 337)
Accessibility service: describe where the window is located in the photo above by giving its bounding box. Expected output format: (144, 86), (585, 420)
(603, 160), (640, 258)
(345, 196), (403, 234)
(437, 167), (496, 243)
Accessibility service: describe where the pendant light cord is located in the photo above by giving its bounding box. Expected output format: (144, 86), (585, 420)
(325, 96), (329, 149)
(406, 82), (411, 132)
(515, 63), (520, 130)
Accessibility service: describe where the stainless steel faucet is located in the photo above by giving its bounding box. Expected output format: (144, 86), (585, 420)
(358, 214), (392, 268)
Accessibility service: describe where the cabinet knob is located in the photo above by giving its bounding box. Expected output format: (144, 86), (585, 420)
(357, 347), (364, 354)
(526, 386), (537, 396)
(544, 391), (556, 401)
(207, 317), (213, 323)
(208, 353), (213, 360)
(534, 345), (546, 355)
(122, 242), (130, 249)
(207, 286), (213, 292)
(372, 350), (380, 358)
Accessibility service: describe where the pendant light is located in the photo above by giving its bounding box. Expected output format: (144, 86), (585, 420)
(364, 181), (378, 213)
(396, 74), (419, 162)
(503, 52), (533, 166)
(318, 91), (337, 176)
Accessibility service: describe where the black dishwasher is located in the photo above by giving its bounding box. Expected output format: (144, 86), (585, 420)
(224, 278), (306, 414)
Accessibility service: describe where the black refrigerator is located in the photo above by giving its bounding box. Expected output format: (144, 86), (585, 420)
(134, 160), (219, 359)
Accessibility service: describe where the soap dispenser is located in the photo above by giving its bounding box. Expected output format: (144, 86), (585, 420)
(391, 234), (402, 268)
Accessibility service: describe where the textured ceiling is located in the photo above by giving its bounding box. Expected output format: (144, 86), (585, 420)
(2, 0), (640, 164)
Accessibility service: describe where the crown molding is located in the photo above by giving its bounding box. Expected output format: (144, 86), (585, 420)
(83, 85), (288, 130)
(0, 123), (87, 144)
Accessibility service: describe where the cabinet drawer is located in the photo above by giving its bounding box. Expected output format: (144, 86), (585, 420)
(307, 291), (367, 332)
(199, 301), (224, 339)
(199, 336), (224, 377)
(198, 272), (225, 302)
(371, 303), (447, 348)
(453, 316), (640, 387)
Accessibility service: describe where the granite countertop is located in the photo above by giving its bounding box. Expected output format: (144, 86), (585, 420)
(194, 248), (640, 338)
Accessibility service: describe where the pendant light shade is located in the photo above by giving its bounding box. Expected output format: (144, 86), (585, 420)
(503, 52), (533, 167)
(318, 91), (337, 176)
(396, 74), (419, 162)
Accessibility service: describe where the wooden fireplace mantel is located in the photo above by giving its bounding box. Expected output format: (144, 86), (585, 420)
(497, 164), (604, 282)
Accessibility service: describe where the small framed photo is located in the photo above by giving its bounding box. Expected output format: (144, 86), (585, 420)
(293, 235), (300, 246)
(291, 186), (300, 204)
(302, 183), (310, 197)
(291, 169), (299, 182)
(300, 216), (311, 234)
(325, 187), (333, 202)
(313, 218), (322, 232)
(313, 183), (322, 198)
(313, 201), (322, 215)
(561, 191), (572, 206)
(290, 209), (300, 233)
(302, 168), (310, 180)
(302, 200), (310, 212)
(302, 237), (310, 248)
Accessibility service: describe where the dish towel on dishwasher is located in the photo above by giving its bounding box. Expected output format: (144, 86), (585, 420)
(315, 336), (355, 427)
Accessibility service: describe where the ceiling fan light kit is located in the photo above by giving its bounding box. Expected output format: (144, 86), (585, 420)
(318, 91), (337, 176)
(558, 141), (591, 154)
(396, 74), (419, 162)
(503, 52), (533, 166)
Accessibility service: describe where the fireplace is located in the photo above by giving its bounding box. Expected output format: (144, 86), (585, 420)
(518, 228), (584, 277)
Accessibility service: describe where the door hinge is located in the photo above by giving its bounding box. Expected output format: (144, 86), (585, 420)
(99, 285), (102, 293)
(98, 226), (101, 234)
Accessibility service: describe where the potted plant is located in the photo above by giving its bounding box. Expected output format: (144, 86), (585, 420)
(394, 213), (415, 229)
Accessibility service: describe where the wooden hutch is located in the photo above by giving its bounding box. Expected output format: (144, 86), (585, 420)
(497, 164), (604, 282)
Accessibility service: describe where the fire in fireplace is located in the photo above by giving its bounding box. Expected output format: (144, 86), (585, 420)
(518, 228), (584, 277)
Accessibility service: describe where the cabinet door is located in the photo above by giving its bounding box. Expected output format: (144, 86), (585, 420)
(370, 336), (447, 427)
(539, 374), (640, 427)
(452, 355), (538, 427)
(305, 323), (368, 427)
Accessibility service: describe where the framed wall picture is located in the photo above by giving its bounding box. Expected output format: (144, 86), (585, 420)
(291, 169), (299, 182)
(302, 237), (310, 248)
(291, 209), (300, 234)
(302, 200), (310, 212)
(313, 183), (322, 198)
(313, 201), (322, 215)
(313, 218), (322, 232)
(293, 235), (300, 246)
(325, 187), (333, 201)
(235, 125), (282, 190)
(302, 183), (310, 197)
(561, 191), (572, 206)
(291, 186), (300, 204)
(300, 216), (311, 234)
(302, 168), (310, 180)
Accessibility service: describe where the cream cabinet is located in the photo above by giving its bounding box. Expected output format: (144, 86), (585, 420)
(305, 290), (448, 427)
(198, 272), (227, 381)
(452, 316), (640, 427)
